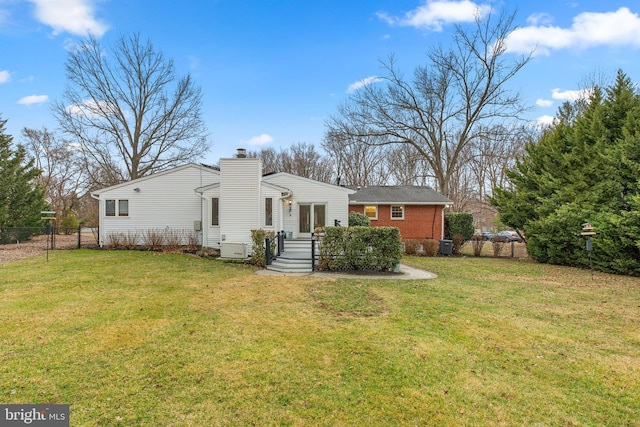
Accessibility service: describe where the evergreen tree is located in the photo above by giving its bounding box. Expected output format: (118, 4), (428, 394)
(493, 71), (640, 275)
(0, 116), (47, 243)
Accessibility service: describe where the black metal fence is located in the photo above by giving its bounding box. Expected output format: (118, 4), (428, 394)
(0, 226), (94, 249)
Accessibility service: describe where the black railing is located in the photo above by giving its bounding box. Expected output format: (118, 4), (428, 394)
(311, 232), (316, 272)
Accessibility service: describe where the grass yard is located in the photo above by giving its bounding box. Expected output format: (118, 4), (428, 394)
(1, 250), (639, 426)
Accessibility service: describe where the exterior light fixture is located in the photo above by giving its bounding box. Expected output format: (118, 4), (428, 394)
(134, 187), (140, 192)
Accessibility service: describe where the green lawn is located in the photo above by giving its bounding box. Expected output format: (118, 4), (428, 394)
(1, 250), (639, 426)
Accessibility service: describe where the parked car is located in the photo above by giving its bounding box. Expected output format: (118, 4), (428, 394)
(492, 230), (522, 243)
(480, 232), (495, 241)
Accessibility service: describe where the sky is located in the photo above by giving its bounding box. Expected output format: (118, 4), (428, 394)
(2, 0), (640, 165)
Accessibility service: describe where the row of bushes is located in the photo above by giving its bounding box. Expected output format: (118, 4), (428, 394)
(104, 228), (199, 250)
(318, 226), (402, 271)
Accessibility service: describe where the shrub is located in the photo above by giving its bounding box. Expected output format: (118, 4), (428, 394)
(404, 239), (420, 255)
(452, 233), (467, 255)
(445, 212), (474, 255)
(492, 236), (508, 257)
(106, 232), (124, 249)
(60, 209), (79, 234)
(319, 226), (401, 271)
(471, 235), (485, 256)
(251, 229), (275, 268)
(348, 211), (370, 227)
(121, 230), (139, 249)
(164, 229), (183, 249)
(142, 228), (165, 249)
(445, 213), (475, 240)
(422, 239), (439, 257)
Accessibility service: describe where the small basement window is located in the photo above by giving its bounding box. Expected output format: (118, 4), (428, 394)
(364, 205), (378, 220)
(391, 205), (404, 220)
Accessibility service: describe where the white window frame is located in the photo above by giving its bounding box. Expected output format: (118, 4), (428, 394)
(118, 200), (129, 217)
(364, 205), (378, 220)
(265, 197), (273, 227)
(211, 198), (219, 226)
(390, 205), (404, 220)
(105, 199), (128, 217)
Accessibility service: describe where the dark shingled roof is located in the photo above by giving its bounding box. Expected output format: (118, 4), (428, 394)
(349, 186), (452, 205)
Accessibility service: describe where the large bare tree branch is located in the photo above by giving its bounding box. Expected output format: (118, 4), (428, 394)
(53, 33), (210, 186)
(325, 10), (532, 198)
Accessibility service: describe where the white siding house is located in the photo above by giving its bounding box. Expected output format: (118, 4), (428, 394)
(91, 164), (220, 247)
(92, 153), (355, 257)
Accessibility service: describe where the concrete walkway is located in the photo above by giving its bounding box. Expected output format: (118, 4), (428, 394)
(255, 263), (437, 280)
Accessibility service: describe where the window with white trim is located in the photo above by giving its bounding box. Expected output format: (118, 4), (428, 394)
(106, 199), (128, 217)
(364, 205), (378, 220)
(391, 205), (404, 220)
(211, 198), (219, 226)
(118, 200), (129, 217)
(265, 197), (273, 227)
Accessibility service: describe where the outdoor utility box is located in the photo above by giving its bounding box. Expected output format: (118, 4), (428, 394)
(439, 239), (453, 256)
(220, 243), (247, 259)
(193, 220), (202, 231)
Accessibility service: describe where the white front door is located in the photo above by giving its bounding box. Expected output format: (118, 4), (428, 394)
(298, 203), (326, 237)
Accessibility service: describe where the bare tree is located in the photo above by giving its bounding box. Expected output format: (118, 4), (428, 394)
(21, 128), (87, 214)
(322, 131), (390, 186)
(385, 144), (432, 186)
(53, 33), (210, 186)
(249, 142), (335, 183)
(326, 11), (531, 199)
(281, 142), (334, 183)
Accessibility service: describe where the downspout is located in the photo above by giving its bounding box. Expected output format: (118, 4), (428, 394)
(90, 192), (102, 247)
(194, 190), (208, 246)
(279, 190), (293, 233)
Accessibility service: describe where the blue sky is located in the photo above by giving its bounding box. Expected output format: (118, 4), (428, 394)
(2, 0), (640, 165)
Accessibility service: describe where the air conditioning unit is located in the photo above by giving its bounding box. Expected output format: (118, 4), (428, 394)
(220, 242), (247, 259)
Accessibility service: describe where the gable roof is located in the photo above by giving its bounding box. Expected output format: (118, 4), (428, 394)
(91, 163), (220, 195)
(349, 186), (452, 205)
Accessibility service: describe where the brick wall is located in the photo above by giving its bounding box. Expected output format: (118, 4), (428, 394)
(349, 204), (444, 241)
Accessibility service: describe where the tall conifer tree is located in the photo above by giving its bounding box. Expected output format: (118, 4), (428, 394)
(0, 116), (47, 243)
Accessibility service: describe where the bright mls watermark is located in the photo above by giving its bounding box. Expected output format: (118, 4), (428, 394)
(1, 405), (69, 426)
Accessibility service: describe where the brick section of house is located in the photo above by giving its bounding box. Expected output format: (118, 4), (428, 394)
(349, 204), (444, 241)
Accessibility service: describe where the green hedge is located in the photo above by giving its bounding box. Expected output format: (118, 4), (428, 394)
(251, 229), (276, 268)
(348, 211), (371, 226)
(318, 226), (402, 271)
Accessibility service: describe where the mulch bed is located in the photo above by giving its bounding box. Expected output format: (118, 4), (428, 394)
(0, 234), (87, 264)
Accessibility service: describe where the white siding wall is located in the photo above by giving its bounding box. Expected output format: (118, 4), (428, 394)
(201, 185), (221, 248)
(260, 185), (282, 233)
(96, 165), (219, 246)
(219, 158), (262, 247)
(263, 174), (353, 238)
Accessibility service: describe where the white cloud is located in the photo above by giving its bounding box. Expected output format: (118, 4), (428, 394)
(506, 7), (640, 55)
(0, 70), (10, 83)
(347, 76), (383, 93)
(245, 134), (273, 146)
(536, 115), (556, 126)
(27, 0), (108, 37)
(526, 13), (553, 26)
(18, 94), (48, 105)
(66, 99), (120, 118)
(377, 0), (492, 31)
(536, 98), (553, 107)
(551, 88), (591, 101)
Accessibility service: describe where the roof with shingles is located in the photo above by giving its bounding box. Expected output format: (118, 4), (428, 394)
(348, 185), (453, 205)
